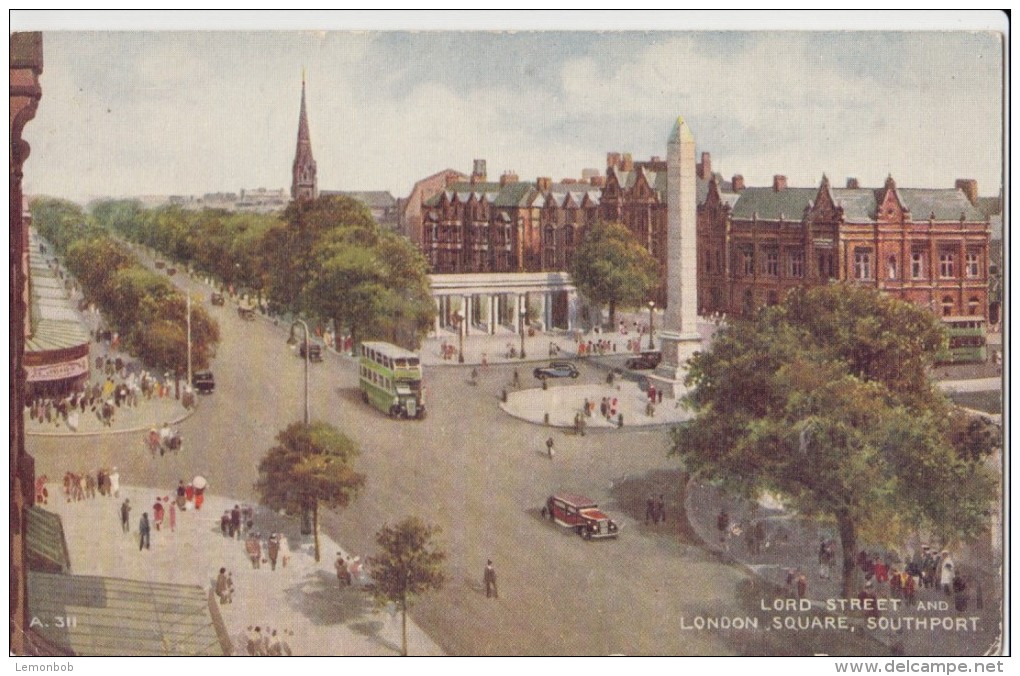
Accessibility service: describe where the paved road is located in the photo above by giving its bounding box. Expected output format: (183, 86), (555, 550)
(27, 254), (882, 656)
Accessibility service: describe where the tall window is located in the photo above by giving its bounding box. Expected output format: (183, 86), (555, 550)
(939, 252), (956, 278)
(742, 247), (754, 276)
(966, 252), (980, 278)
(968, 296), (980, 315)
(854, 248), (873, 280)
(887, 255), (897, 280)
(788, 249), (804, 278)
(818, 251), (835, 279)
(911, 251), (925, 279)
(765, 249), (779, 276)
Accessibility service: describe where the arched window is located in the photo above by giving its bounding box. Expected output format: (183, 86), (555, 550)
(887, 255), (897, 280)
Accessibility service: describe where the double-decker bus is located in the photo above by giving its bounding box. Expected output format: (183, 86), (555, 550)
(937, 316), (988, 364)
(358, 341), (426, 419)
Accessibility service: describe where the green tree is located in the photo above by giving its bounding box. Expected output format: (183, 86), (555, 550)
(569, 221), (659, 328)
(302, 206), (434, 350)
(367, 517), (447, 656)
(671, 284), (997, 598)
(255, 421), (366, 563)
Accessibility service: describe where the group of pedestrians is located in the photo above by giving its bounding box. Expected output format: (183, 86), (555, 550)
(244, 531), (290, 571)
(220, 504), (255, 539)
(61, 467), (121, 502)
(237, 626), (294, 656)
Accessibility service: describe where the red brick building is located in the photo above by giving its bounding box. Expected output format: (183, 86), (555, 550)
(697, 174), (992, 319)
(421, 161), (603, 274)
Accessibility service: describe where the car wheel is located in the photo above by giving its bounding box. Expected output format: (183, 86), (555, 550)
(571, 372), (578, 378)
(583, 530), (592, 541)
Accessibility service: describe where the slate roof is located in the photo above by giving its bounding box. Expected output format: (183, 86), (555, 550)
(28, 571), (230, 656)
(730, 187), (817, 221)
(426, 181), (538, 209)
(731, 185), (990, 223)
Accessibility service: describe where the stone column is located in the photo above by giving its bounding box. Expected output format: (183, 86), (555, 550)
(651, 116), (702, 398)
(434, 296), (441, 335)
(463, 295), (472, 336)
(567, 291), (578, 331)
(488, 294), (496, 335)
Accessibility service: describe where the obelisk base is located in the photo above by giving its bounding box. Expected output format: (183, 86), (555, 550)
(648, 330), (701, 399)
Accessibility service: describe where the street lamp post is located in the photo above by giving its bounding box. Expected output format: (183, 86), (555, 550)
(289, 320), (311, 425)
(647, 300), (656, 350)
(519, 306), (527, 359)
(455, 310), (465, 364)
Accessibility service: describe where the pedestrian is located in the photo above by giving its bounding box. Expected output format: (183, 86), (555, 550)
(268, 629), (283, 656)
(545, 436), (555, 459)
(139, 512), (151, 550)
(796, 572), (808, 600)
(279, 534), (291, 569)
(120, 498), (132, 533)
(152, 499), (165, 531)
(335, 553), (350, 590)
(168, 500), (177, 532)
(645, 495), (656, 525)
(246, 533), (261, 569)
(220, 511), (231, 537)
(231, 505), (242, 539)
(512, 369), (521, 388)
(268, 533), (280, 571)
(175, 480), (187, 510)
(717, 508), (730, 548)
(656, 494), (666, 524)
(215, 567), (231, 605)
(657, 389), (663, 404)
(484, 560), (498, 598)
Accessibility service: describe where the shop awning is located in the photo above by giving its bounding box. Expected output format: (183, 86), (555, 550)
(26, 506), (71, 574)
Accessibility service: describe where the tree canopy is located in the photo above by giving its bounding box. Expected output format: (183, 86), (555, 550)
(569, 221), (659, 327)
(671, 284), (998, 597)
(255, 421), (366, 562)
(367, 517), (447, 656)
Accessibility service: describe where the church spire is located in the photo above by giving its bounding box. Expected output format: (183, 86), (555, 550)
(292, 71), (318, 201)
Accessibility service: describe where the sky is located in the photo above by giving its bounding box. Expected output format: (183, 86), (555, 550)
(17, 15), (1006, 204)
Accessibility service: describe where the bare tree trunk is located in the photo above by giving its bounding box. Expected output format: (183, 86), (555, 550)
(837, 510), (857, 599)
(608, 299), (616, 330)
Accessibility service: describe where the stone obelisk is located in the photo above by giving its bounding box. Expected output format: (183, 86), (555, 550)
(649, 116), (702, 397)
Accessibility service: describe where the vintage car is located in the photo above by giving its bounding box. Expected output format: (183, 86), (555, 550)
(298, 342), (323, 362)
(237, 305), (256, 321)
(210, 292), (225, 306)
(533, 361), (579, 380)
(192, 371), (215, 394)
(542, 493), (620, 540)
(626, 351), (662, 370)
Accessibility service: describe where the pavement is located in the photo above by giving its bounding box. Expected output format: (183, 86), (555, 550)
(41, 484), (444, 656)
(683, 481), (1003, 656)
(501, 380), (693, 428)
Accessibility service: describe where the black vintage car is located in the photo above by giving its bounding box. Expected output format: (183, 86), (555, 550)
(192, 371), (216, 394)
(626, 351), (662, 370)
(210, 292), (225, 306)
(298, 342), (323, 362)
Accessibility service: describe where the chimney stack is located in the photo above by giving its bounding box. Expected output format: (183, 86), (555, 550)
(606, 152), (622, 171)
(731, 175), (745, 192)
(621, 153), (634, 171)
(846, 177), (860, 189)
(955, 179), (979, 205)
(536, 177), (551, 192)
(471, 159), (487, 183)
(773, 175), (788, 192)
(589, 175), (606, 188)
(697, 152), (712, 180)
(500, 170), (519, 187)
